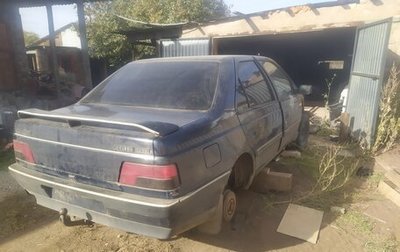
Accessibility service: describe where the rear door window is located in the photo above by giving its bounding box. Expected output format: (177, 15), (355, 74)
(260, 61), (294, 100)
(237, 61), (274, 111)
(82, 61), (219, 110)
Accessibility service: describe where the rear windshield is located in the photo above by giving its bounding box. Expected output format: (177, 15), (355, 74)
(82, 61), (220, 110)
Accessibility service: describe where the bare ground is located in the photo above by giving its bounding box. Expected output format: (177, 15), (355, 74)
(0, 137), (399, 252)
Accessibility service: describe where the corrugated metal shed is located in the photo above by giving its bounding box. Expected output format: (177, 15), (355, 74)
(160, 39), (210, 57)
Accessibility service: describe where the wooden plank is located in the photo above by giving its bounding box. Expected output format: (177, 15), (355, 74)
(339, 112), (350, 142)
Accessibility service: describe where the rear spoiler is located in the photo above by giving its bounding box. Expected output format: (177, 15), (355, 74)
(18, 109), (161, 136)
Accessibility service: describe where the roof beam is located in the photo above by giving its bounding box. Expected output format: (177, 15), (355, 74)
(122, 27), (182, 42)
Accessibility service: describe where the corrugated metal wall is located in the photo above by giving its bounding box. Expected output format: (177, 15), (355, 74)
(346, 19), (392, 145)
(160, 39), (210, 57)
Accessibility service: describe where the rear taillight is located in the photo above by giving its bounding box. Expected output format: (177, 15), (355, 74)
(13, 140), (36, 164)
(118, 162), (180, 190)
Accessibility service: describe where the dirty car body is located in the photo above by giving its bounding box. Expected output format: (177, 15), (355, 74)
(9, 56), (304, 239)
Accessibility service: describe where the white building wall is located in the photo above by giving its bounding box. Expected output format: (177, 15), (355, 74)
(60, 28), (81, 49)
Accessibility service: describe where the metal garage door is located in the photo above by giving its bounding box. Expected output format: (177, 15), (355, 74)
(160, 39), (210, 57)
(346, 18), (392, 146)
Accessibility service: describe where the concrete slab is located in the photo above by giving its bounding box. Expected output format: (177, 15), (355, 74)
(277, 204), (324, 244)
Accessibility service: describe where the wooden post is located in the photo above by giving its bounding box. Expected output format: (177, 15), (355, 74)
(76, 0), (93, 88)
(46, 4), (61, 96)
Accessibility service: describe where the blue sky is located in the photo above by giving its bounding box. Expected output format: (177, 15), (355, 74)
(20, 0), (328, 37)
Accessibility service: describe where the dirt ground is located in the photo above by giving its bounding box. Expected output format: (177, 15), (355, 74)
(0, 136), (399, 252)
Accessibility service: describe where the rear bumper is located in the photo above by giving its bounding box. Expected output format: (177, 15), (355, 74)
(9, 164), (229, 239)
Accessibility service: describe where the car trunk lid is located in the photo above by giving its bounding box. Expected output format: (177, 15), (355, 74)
(14, 104), (202, 187)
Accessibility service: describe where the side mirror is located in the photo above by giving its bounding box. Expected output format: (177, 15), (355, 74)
(298, 85), (312, 95)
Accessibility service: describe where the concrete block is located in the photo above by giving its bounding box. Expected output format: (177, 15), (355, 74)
(251, 170), (293, 193)
(280, 150), (301, 159)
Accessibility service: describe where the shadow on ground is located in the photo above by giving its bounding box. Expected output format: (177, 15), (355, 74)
(0, 191), (58, 245)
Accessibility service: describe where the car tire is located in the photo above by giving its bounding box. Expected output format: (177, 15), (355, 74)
(222, 189), (236, 222)
(197, 189), (237, 235)
(296, 111), (310, 150)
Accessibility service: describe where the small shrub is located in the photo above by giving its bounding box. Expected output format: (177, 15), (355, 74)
(283, 145), (361, 209)
(373, 64), (400, 153)
(312, 146), (359, 193)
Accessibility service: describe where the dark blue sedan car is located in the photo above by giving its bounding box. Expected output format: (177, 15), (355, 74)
(9, 55), (309, 239)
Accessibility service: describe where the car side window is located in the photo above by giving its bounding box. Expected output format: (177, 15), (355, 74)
(260, 61), (293, 100)
(236, 61), (274, 112)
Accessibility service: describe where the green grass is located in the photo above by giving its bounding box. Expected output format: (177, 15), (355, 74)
(316, 122), (337, 137)
(0, 149), (15, 171)
(337, 210), (398, 252)
(366, 172), (385, 188)
(337, 210), (375, 235)
(365, 237), (399, 252)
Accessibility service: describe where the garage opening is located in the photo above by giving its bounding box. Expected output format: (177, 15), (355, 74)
(215, 27), (357, 106)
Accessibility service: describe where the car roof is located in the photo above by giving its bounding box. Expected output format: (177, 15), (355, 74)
(133, 55), (271, 63)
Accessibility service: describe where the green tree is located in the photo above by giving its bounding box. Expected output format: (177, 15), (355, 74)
(85, 0), (229, 71)
(23, 31), (40, 47)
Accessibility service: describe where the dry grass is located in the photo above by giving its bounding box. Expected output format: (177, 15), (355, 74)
(313, 146), (359, 192)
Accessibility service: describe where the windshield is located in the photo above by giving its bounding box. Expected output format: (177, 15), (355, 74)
(82, 61), (220, 110)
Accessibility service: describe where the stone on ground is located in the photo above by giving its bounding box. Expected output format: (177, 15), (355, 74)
(280, 150), (301, 159)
